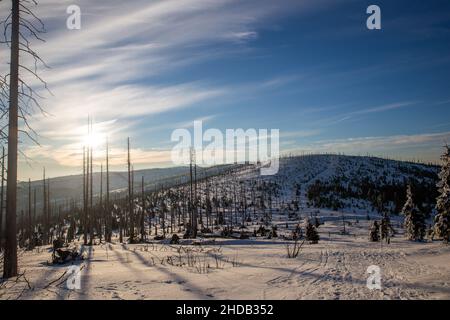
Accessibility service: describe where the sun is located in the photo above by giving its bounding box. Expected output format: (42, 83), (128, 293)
(82, 131), (104, 148)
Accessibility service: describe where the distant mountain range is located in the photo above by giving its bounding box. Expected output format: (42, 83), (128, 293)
(16, 166), (198, 211)
(14, 155), (440, 216)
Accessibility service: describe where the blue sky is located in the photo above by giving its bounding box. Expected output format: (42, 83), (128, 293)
(1, 0), (450, 180)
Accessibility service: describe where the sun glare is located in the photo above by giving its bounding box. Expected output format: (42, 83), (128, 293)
(82, 131), (104, 148)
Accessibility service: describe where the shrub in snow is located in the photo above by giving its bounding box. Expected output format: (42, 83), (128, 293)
(170, 234), (180, 244)
(286, 239), (305, 258)
(271, 226), (278, 238)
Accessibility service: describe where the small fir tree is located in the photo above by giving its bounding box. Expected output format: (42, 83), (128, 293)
(369, 220), (380, 242)
(305, 220), (319, 244)
(434, 146), (450, 243)
(402, 184), (425, 241)
(380, 212), (393, 243)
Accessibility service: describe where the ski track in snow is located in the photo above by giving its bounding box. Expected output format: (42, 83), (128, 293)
(2, 229), (450, 300)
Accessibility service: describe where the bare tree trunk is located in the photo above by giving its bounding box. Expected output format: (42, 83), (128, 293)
(127, 137), (134, 242)
(194, 160), (198, 228)
(47, 178), (51, 243)
(205, 181), (210, 231)
(19, 210), (23, 247)
(233, 183), (237, 226)
(132, 167), (134, 232)
(83, 146), (87, 245)
(3, 0), (20, 278)
(140, 176), (145, 241)
(119, 209), (123, 243)
(43, 168), (47, 244)
(85, 118), (90, 245)
(99, 163), (103, 243)
(33, 188), (36, 233)
(28, 178), (32, 249)
(106, 139), (111, 242)
(189, 149), (197, 237)
(89, 138), (93, 245)
(0, 146), (5, 249)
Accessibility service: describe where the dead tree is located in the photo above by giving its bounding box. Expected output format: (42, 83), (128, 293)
(187, 148), (197, 238)
(47, 177), (51, 243)
(127, 137), (134, 242)
(89, 120), (93, 244)
(83, 145), (87, 245)
(119, 205), (124, 243)
(19, 210), (24, 246)
(105, 138), (111, 242)
(194, 155), (198, 228)
(99, 163), (103, 242)
(27, 178), (32, 249)
(2, 0), (49, 278)
(85, 118), (90, 245)
(205, 181), (212, 232)
(140, 176), (145, 241)
(2, 0), (20, 278)
(42, 168), (47, 244)
(0, 146), (4, 249)
(131, 165), (135, 237)
(33, 188), (36, 231)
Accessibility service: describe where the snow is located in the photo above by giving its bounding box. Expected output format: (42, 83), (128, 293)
(1, 218), (450, 300)
(1, 155), (449, 300)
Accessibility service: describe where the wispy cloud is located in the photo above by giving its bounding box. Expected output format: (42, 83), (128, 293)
(0, 0), (317, 179)
(25, 143), (172, 168)
(290, 131), (450, 162)
(349, 101), (417, 116)
(260, 75), (301, 88)
(1, 0), (445, 180)
(309, 101), (418, 128)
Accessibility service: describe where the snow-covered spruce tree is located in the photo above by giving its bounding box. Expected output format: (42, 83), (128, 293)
(369, 220), (380, 242)
(434, 146), (450, 243)
(305, 220), (319, 244)
(402, 184), (414, 239)
(402, 184), (425, 241)
(380, 212), (393, 243)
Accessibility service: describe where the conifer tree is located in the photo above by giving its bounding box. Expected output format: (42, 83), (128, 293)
(380, 212), (393, 243)
(369, 220), (380, 242)
(434, 146), (450, 243)
(305, 219), (319, 244)
(402, 184), (425, 241)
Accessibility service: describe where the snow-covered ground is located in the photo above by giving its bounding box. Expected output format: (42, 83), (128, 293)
(1, 155), (448, 300)
(1, 218), (449, 300)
